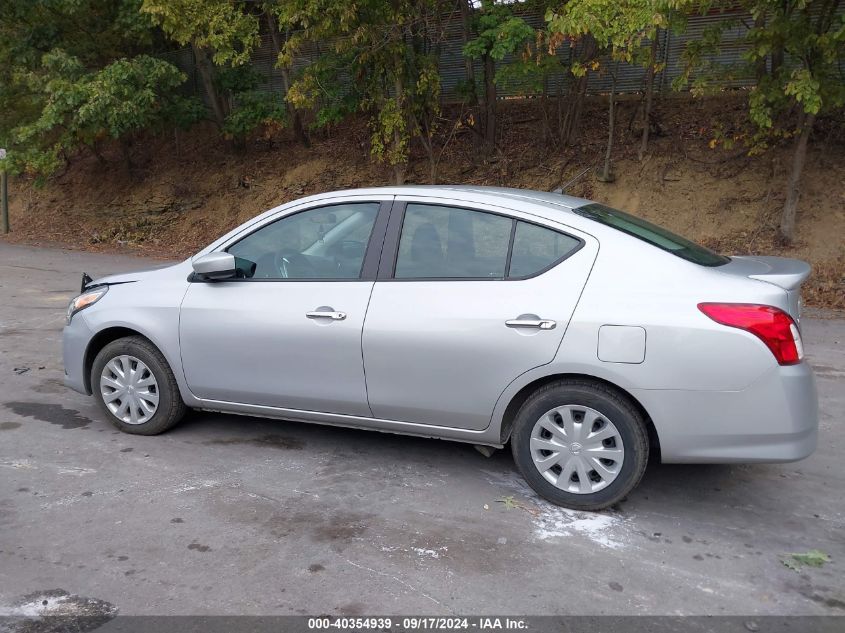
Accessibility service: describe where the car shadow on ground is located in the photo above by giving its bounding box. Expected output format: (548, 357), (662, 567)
(168, 408), (771, 515)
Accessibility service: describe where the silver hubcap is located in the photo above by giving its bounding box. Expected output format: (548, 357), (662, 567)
(100, 355), (159, 425)
(530, 405), (625, 494)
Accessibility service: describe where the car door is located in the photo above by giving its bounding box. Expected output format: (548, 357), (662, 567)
(362, 198), (597, 430)
(179, 198), (391, 416)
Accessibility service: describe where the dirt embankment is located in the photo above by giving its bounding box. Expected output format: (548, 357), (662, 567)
(3, 95), (843, 307)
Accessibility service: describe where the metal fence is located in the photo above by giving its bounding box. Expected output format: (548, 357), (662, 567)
(159, 6), (841, 107)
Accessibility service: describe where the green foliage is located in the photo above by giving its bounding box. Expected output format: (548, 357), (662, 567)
(275, 0), (447, 172)
(496, 48), (562, 95)
(369, 98), (409, 168)
(10, 53), (199, 177)
(749, 3), (845, 121)
(462, 1), (561, 97)
(215, 65), (264, 96)
(548, 0), (687, 75)
(224, 91), (287, 142)
(81, 56), (193, 138)
(141, 0), (260, 65)
(463, 4), (536, 63)
(0, 0), (157, 68)
(673, 14), (761, 95)
(678, 0), (844, 145)
(286, 51), (361, 129)
(0, 0), (164, 169)
(2, 0), (841, 189)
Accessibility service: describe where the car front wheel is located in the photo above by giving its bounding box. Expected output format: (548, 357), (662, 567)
(510, 379), (649, 510)
(91, 336), (187, 435)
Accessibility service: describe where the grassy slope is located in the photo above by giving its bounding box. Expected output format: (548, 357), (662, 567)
(3, 94), (843, 307)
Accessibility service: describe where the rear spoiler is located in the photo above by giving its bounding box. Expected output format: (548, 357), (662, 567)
(745, 257), (811, 291)
(725, 256), (811, 292)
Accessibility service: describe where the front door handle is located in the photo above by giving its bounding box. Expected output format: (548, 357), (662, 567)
(505, 318), (556, 330)
(306, 310), (347, 321)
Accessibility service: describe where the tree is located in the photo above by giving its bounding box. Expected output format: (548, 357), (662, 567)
(491, 1), (563, 147)
(638, 27), (661, 160)
(141, 0), (260, 128)
(677, 0), (845, 243)
(216, 65), (287, 147)
(0, 0), (202, 177)
(276, 0), (449, 184)
(548, 0), (680, 175)
(463, 1), (534, 156)
(12, 53), (200, 176)
(264, 9), (310, 147)
(746, 0), (844, 243)
(0, 0), (160, 162)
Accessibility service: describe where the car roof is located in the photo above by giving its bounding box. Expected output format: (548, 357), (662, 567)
(302, 185), (591, 217)
(198, 185), (605, 257)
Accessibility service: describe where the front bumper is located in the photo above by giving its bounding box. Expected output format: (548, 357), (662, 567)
(63, 314), (94, 395)
(633, 362), (818, 463)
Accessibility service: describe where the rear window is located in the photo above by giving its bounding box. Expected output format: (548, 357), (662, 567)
(572, 203), (729, 267)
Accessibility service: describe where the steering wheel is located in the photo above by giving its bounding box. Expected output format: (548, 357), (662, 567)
(273, 251), (318, 279)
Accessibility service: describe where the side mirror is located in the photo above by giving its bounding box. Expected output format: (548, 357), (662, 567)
(192, 252), (237, 280)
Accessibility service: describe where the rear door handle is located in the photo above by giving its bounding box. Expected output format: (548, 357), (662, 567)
(505, 318), (556, 330)
(306, 310), (347, 321)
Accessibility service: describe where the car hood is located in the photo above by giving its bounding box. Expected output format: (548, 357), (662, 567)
(85, 262), (181, 289)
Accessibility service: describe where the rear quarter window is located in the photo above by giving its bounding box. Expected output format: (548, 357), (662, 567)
(572, 203), (729, 267)
(508, 221), (581, 278)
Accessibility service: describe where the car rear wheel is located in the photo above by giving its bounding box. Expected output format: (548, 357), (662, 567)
(510, 379), (649, 510)
(91, 336), (187, 435)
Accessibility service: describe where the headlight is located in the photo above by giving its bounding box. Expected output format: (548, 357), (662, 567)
(66, 286), (108, 324)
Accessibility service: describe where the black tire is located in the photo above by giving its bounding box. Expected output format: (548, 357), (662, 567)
(91, 336), (187, 435)
(510, 379), (649, 510)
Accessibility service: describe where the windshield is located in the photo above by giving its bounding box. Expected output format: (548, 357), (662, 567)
(573, 203), (730, 267)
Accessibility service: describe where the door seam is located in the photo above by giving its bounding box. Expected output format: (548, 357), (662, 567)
(360, 196), (395, 417)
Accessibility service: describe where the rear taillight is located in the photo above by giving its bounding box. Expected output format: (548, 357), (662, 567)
(697, 303), (803, 365)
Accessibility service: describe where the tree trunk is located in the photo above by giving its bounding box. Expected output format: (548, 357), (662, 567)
(599, 72), (616, 182)
(120, 137), (135, 174)
(482, 53), (496, 156)
(779, 113), (815, 243)
(753, 13), (767, 81)
(459, 0), (481, 156)
(560, 35), (597, 146)
(459, 0), (477, 105)
(541, 76), (550, 147)
(556, 78), (563, 142)
(638, 28), (659, 161)
(771, 1), (787, 76)
(561, 72), (588, 146)
(424, 137), (437, 184)
(192, 43), (226, 129)
(91, 142), (107, 165)
(393, 75), (407, 185)
(266, 12), (310, 147)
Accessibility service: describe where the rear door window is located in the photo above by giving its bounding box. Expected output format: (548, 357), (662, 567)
(394, 204), (512, 279)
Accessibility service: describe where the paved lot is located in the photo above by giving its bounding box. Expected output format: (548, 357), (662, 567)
(0, 242), (843, 617)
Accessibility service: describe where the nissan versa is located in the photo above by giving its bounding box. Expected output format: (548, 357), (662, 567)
(62, 187), (818, 509)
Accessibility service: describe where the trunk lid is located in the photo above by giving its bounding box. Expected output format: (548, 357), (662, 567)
(719, 256), (811, 323)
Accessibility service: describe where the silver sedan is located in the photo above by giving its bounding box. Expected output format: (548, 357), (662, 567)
(62, 187), (818, 509)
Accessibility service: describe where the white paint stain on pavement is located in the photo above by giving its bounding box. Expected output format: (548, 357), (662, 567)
(482, 469), (631, 550)
(533, 505), (627, 549)
(411, 546), (448, 559)
(0, 589), (117, 618)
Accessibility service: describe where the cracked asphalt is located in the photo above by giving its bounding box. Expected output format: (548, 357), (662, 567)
(0, 242), (843, 616)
